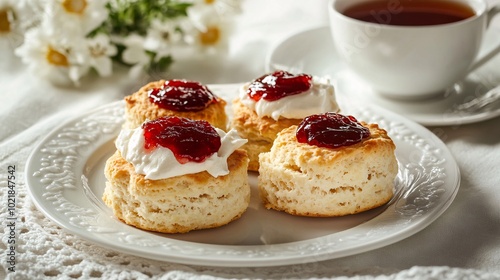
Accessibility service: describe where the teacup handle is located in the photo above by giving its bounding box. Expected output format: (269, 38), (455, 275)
(486, 5), (500, 27)
(468, 5), (500, 72)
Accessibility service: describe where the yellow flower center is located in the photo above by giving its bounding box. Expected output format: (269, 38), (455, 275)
(46, 47), (69, 66)
(90, 45), (105, 57)
(199, 26), (220, 46)
(62, 0), (87, 15)
(0, 9), (11, 33)
(204, 0), (215, 4)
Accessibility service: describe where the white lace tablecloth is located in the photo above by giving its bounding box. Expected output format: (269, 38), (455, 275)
(2, 0), (500, 279)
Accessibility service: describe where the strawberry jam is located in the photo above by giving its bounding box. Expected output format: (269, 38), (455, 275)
(142, 116), (221, 163)
(247, 70), (313, 101)
(296, 113), (370, 149)
(148, 80), (218, 112)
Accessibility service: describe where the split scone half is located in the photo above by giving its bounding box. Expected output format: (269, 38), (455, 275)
(231, 71), (339, 171)
(103, 116), (249, 233)
(258, 113), (398, 217)
(124, 79), (228, 130)
(103, 149), (249, 233)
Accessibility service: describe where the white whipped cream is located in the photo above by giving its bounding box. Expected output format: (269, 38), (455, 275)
(239, 76), (339, 121)
(116, 126), (247, 180)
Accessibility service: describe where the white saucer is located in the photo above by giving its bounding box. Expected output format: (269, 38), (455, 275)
(266, 26), (500, 126)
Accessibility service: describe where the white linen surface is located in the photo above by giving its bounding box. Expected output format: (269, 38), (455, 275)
(1, 0), (500, 279)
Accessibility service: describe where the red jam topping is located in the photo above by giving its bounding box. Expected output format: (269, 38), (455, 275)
(296, 113), (370, 149)
(247, 70), (313, 102)
(148, 80), (218, 112)
(142, 116), (221, 163)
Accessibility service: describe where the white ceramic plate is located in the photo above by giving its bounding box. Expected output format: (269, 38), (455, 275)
(26, 84), (460, 267)
(266, 26), (500, 126)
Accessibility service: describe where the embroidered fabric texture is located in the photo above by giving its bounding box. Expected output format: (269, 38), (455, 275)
(1, 188), (500, 280)
(1, 187), (500, 280)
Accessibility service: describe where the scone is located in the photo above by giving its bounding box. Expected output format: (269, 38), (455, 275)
(231, 98), (302, 171)
(258, 112), (398, 217)
(231, 70), (339, 171)
(103, 116), (249, 233)
(125, 79), (227, 130)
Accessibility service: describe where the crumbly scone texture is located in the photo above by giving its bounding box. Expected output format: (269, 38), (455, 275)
(258, 123), (398, 217)
(124, 80), (228, 130)
(103, 149), (250, 233)
(230, 98), (302, 171)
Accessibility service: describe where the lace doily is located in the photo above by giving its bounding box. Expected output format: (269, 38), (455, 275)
(0, 124), (499, 280)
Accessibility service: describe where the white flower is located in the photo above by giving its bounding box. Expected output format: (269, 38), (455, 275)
(15, 27), (90, 86)
(184, 17), (231, 52)
(143, 19), (183, 62)
(42, 0), (109, 36)
(87, 33), (116, 77)
(11, 0), (44, 30)
(190, 0), (241, 18)
(196, 21), (231, 51)
(185, 1), (234, 52)
(187, 2), (218, 32)
(0, 0), (40, 49)
(6, 0), (239, 85)
(120, 34), (150, 78)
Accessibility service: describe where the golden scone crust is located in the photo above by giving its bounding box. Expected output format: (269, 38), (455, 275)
(258, 123), (398, 217)
(230, 98), (302, 171)
(103, 149), (250, 233)
(124, 80), (228, 130)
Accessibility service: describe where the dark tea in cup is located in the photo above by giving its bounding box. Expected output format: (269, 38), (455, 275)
(328, 0), (500, 98)
(342, 0), (476, 26)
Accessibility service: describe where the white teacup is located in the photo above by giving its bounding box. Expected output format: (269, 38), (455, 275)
(328, 0), (500, 99)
